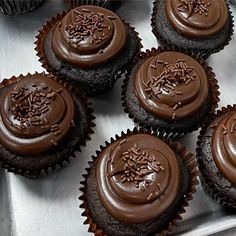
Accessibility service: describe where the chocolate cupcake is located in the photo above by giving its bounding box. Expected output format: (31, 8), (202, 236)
(80, 129), (198, 236)
(0, 73), (95, 178)
(122, 48), (219, 138)
(151, 0), (234, 59)
(35, 5), (142, 96)
(64, 0), (121, 10)
(197, 105), (236, 208)
(0, 0), (44, 15)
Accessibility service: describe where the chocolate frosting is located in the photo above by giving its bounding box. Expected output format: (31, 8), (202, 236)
(95, 134), (181, 223)
(0, 74), (75, 155)
(166, 0), (228, 38)
(212, 112), (236, 185)
(134, 51), (208, 121)
(51, 5), (127, 67)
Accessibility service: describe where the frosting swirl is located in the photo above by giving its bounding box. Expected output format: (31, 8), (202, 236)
(166, 0), (228, 38)
(134, 51), (208, 121)
(52, 6), (127, 67)
(212, 112), (236, 185)
(95, 134), (180, 223)
(0, 74), (75, 155)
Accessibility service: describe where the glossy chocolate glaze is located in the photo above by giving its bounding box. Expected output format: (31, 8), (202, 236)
(95, 134), (181, 223)
(166, 0), (228, 38)
(134, 51), (208, 121)
(52, 5), (127, 67)
(212, 112), (236, 185)
(0, 74), (75, 155)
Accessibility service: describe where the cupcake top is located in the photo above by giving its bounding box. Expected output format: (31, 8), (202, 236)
(0, 74), (75, 155)
(134, 51), (208, 121)
(211, 111), (236, 185)
(166, 0), (228, 38)
(52, 5), (127, 67)
(95, 133), (181, 223)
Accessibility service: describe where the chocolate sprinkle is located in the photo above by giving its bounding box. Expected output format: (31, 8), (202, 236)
(143, 58), (197, 120)
(71, 120), (76, 127)
(210, 123), (217, 128)
(177, 0), (211, 18)
(119, 139), (127, 145)
(110, 143), (164, 188)
(51, 139), (58, 146)
(9, 84), (64, 134)
(65, 9), (110, 48)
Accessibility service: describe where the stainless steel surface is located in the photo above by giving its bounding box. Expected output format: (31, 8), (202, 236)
(0, 1), (236, 235)
(228, 0), (236, 5)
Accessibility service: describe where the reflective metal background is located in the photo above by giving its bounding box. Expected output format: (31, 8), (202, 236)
(0, 1), (236, 235)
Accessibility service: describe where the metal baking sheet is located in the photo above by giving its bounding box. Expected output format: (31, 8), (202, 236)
(0, 0), (236, 235)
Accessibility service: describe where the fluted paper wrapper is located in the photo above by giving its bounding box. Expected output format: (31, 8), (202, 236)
(121, 47), (220, 140)
(0, 0), (44, 15)
(151, 0), (234, 59)
(79, 128), (199, 236)
(0, 72), (96, 178)
(196, 105), (236, 208)
(35, 11), (67, 77)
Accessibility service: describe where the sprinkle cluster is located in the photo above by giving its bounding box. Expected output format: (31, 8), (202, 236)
(111, 142), (164, 189)
(9, 84), (62, 137)
(143, 58), (197, 120)
(211, 115), (236, 136)
(177, 0), (211, 17)
(222, 116), (236, 135)
(65, 8), (114, 49)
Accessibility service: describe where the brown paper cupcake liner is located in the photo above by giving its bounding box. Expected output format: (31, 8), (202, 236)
(0, 72), (96, 179)
(196, 105), (236, 208)
(79, 127), (199, 236)
(121, 47), (220, 140)
(151, 0), (234, 59)
(35, 11), (142, 95)
(35, 11), (67, 76)
(0, 0), (44, 15)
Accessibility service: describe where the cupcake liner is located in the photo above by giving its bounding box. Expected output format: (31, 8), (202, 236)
(121, 47), (220, 140)
(35, 11), (67, 76)
(64, 0), (121, 10)
(35, 10), (142, 96)
(0, 0), (44, 15)
(196, 105), (236, 208)
(0, 72), (96, 179)
(79, 127), (199, 236)
(151, 0), (234, 59)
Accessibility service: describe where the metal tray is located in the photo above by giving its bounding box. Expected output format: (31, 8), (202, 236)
(0, 0), (236, 235)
